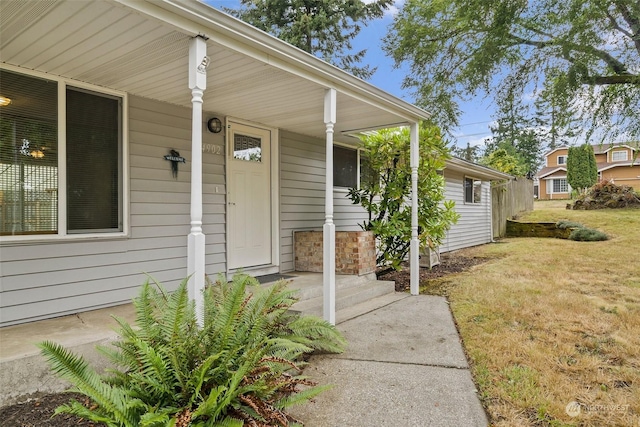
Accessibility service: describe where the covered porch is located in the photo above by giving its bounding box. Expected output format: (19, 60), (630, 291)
(0, 0), (428, 326)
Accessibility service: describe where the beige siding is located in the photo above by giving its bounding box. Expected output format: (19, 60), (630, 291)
(278, 130), (367, 272)
(0, 96), (227, 326)
(441, 170), (492, 253)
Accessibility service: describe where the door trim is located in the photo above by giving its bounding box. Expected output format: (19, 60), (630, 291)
(225, 117), (279, 276)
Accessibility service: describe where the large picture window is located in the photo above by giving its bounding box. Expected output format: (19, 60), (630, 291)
(552, 178), (568, 193)
(0, 68), (123, 237)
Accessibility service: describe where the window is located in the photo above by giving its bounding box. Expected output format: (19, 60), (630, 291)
(333, 145), (372, 189)
(0, 68), (124, 237)
(464, 177), (482, 203)
(549, 178), (568, 193)
(611, 150), (628, 161)
(557, 155), (566, 165)
(233, 133), (262, 162)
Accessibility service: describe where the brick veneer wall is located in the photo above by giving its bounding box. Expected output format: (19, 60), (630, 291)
(294, 230), (376, 275)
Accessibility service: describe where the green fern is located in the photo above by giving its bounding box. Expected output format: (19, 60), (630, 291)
(39, 273), (346, 426)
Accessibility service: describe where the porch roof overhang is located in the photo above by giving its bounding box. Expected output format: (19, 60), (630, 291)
(0, 0), (430, 142)
(445, 157), (513, 181)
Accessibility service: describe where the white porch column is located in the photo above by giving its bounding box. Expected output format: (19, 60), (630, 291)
(323, 88), (337, 325)
(187, 36), (207, 326)
(410, 122), (420, 295)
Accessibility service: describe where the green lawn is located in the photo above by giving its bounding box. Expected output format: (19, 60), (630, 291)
(424, 202), (640, 426)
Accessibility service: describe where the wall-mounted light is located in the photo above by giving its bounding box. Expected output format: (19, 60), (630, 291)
(207, 117), (222, 133)
(0, 96), (11, 106)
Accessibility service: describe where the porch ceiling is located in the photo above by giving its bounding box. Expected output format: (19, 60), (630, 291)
(0, 0), (428, 144)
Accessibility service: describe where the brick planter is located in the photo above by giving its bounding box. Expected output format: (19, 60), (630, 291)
(294, 230), (376, 275)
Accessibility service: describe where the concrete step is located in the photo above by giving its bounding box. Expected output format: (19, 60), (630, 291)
(262, 272), (379, 302)
(291, 278), (396, 317)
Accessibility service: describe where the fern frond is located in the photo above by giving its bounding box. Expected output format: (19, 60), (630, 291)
(274, 383), (332, 410)
(53, 399), (115, 424)
(38, 341), (139, 426)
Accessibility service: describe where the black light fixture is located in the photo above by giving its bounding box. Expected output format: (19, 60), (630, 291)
(207, 117), (222, 133)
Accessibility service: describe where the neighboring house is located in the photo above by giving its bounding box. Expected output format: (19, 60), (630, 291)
(0, 0), (509, 327)
(535, 144), (640, 199)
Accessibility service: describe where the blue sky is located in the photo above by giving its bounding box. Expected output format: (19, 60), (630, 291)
(203, 0), (496, 149)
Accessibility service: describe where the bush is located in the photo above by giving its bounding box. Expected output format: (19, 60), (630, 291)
(568, 228), (609, 241)
(556, 220), (584, 229)
(39, 274), (346, 427)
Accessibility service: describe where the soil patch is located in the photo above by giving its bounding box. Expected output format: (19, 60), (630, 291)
(0, 392), (104, 427)
(378, 250), (491, 294)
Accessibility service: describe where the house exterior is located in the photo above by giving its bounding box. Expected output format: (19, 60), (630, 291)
(0, 0), (509, 328)
(441, 157), (511, 253)
(535, 143), (640, 199)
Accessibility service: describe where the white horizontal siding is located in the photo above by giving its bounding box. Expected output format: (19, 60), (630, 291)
(441, 170), (492, 253)
(0, 95), (227, 326)
(278, 130), (367, 272)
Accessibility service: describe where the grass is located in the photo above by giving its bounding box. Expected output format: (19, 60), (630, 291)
(422, 201), (640, 426)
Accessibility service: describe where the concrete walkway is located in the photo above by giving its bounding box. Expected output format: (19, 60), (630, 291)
(290, 295), (489, 426)
(0, 294), (488, 426)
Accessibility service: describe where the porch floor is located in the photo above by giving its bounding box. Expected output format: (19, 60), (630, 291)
(0, 272), (404, 406)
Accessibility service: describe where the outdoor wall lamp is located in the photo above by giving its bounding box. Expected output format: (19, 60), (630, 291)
(207, 117), (222, 133)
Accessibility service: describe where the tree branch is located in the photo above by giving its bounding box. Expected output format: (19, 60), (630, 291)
(613, 0), (640, 54)
(589, 74), (640, 85)
(605, 9), (633, 38)
(507, 33), (630, 76)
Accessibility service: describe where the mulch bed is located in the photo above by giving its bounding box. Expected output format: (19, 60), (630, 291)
(0, 392), (104, 427)
(1, 250), (487, 426)
(378, 250), (490, 293)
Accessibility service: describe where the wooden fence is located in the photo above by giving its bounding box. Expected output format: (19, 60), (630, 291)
(492, 178), (534, 238)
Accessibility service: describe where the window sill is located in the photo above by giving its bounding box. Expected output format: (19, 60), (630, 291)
(0, 231), (130, 245)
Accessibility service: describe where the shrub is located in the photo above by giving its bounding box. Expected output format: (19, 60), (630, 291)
(568, 228), (609, 241)
(39, 274), (346, 427)
(556, 220), (584, 229)
(347, 124), (459, 270)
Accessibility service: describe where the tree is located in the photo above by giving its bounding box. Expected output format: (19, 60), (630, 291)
(452, 142), (482, 162)
(533, 74), (579, 150)
(384, 0), (640, 141)
(488, 90), (543, 176)
(227, 0), (393, 79)
(567, 144), (598, 193)
(348, 124), (459, 270)
(480, 148), (528, 176)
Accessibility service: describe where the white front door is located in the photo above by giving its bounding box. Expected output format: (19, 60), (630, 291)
(227, 121), (272, 269)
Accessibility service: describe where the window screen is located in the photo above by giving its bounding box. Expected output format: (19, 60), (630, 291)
(66, 87), (122, 233)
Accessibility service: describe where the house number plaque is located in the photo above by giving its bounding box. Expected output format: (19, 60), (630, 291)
(203, 144), (223, 155)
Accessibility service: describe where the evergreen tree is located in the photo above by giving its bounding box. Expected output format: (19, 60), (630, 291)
(534, 74), (579, 150)
(567, 144), (598, 194)
(227, 0), (393, 79)
(452, 142), (481, 162)
(486, 92), (543, 177)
